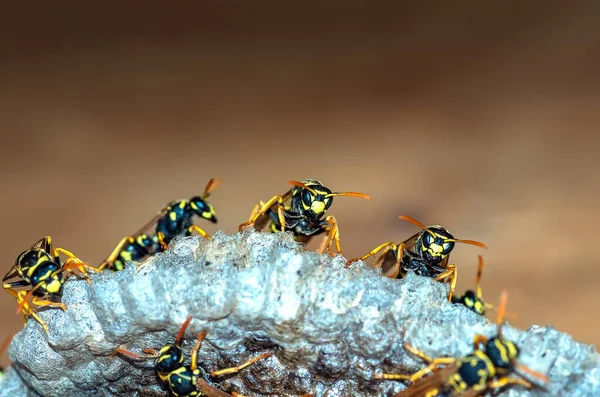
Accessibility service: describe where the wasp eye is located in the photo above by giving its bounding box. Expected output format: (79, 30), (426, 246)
(302, 190), (313, 205)
(324, 197), (333, 209)
(442, 241), (454, 253)
(424, 233), (433, 245)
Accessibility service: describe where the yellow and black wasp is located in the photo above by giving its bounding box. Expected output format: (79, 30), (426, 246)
(3, 236), (102, 334)
(0, 334), (13, 377)
(238, 179), (371, 255)
(100, 178), (221, 271)
(116, 316), (272, 397)
(452, 256), (491, 316)
(346, 216), (487, 300)
(374, 291), (549, 397)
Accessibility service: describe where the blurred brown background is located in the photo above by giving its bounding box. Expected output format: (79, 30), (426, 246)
(1, 1), (599, 367)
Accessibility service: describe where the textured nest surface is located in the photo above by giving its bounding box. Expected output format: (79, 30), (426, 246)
(0, 230), (599, 397)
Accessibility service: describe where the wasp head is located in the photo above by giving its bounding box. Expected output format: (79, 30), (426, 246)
(189, 197), (218, 223)
(454, 290), (486, 315)
(155, 344), (184, 380)
(416, 226), (455, 264)
(298, 180), (333, 221)
(485, 336), (519, 373)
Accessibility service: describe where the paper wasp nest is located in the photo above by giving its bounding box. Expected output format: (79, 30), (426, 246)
(0, 230), (598, 396)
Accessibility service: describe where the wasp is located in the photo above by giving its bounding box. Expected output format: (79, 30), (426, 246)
(346, 216), (487, 300)
(117, 316), (272, 397)
(238, 179), (371, 255)
(0, 334), (12, 377)
(3, 236), (102, 334)
(451, 255), (492, 316)
(100, 178), (221, 271)
(374, 291), (549, 397)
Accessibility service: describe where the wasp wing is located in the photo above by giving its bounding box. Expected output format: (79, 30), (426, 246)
(31, 237), (51, 251)
(131, 207), (169, 237)
(197, 379), (235, 397)
(391, 362), (458, 397)
(400, 231), (420, 252)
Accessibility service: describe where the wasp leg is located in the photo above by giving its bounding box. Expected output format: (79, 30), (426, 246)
(239, 195), (286, 232)
(399, 343), (457, 381)
(99, 236), (131, 270)
(210, 352), (273, 377)
(373, 372), (410, 380)
(473, 334), (489, 350)
(433, 263), (457, 302)
(156, 231), (169, 251)
(248, 201), (265, 222)
(54, 248), (102, 284)
(488, 376), (533, 390)
(345, 241), (399, 268)
(31, 295), (67, 311)
(4, 288), (50, 334)
(189, 225), (210, 240)
(317, 216), (342, 256)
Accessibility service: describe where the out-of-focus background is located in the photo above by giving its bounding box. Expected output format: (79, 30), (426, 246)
(1, 1), (599, 367)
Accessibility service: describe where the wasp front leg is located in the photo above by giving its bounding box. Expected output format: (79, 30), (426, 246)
(345, 241), (400, 269)
(488, 376), (534, 390)
(189, 225), (210, 240)
(316, 216), (341, 256)
(433, 263), (457, 302)
(54, 248), (103, 284)
(375, 343), (457, 383)
(210, 352), (273, 377)
(239, 195), (287, 232)
(3, 287), (50, 334)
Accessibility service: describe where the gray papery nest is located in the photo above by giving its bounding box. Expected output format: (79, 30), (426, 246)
(0, 230), (598, 397)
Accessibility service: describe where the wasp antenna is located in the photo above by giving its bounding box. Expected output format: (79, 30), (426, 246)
(329, 191), (372, 200)
(475, 255), (484, 298)
(288, 180), (318, 195)
(496, 290), (509, 337)
(398, 215), (435, 234)
(115, 347), (149, 361)
(517, 362), (550, 383)
(175, 315), (194, 345)
(202, 178), (222, 199)
(190, 330), (208, 371)
(453, 238), (488, 250)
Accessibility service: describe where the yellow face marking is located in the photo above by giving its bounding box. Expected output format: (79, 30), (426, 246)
(190, 202), (198, 210)
(311, 201), (325, 214)
(428, 243), (443, 255)
(474, 301), (484, 314)
(201, 211), (211, 219)
(121, 251), (133, 262)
